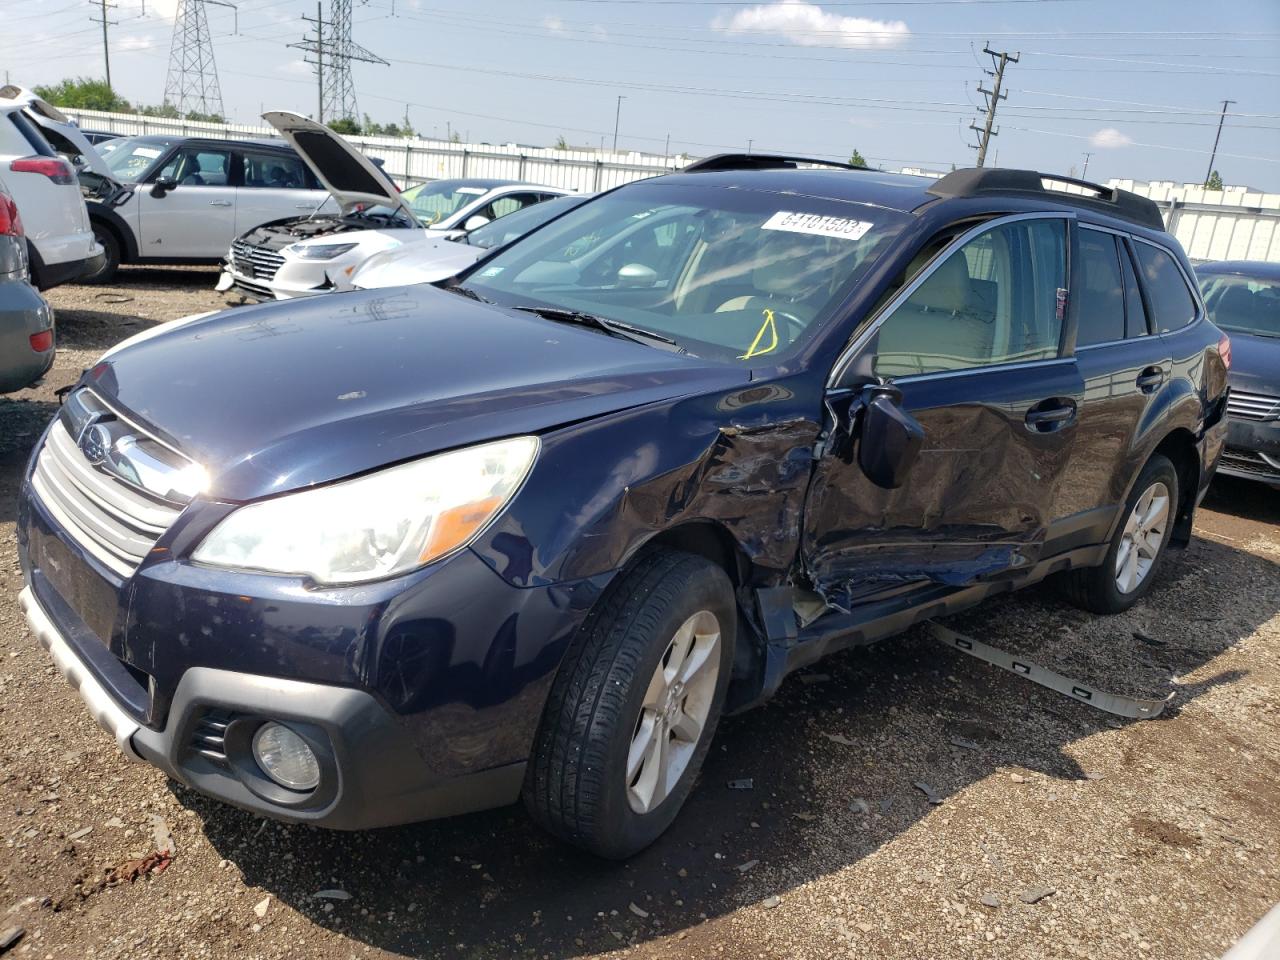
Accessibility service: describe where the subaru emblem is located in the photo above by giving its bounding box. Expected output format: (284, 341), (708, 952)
(79, 423), (113, 466)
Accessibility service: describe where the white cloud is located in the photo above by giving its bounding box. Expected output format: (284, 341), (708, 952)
(1090, 127), (1134, 149)
(118, 35), (159, 52)
(543, 16), (566, 35)
(277, 60), (312, 77)
(715, 0), (909, 49)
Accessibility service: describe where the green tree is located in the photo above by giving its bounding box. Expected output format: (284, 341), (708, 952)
(33, 77), (129, 112)
(449, 130), (462, 144)
(137, 103), (180, 119)
(327, 117), (361, 135)
(1205, 170), (1224, 191)
(849, 148), (867, 168)
(555, 135), (569, 150)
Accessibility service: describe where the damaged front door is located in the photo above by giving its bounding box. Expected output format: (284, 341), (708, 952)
(803, 213), (1086, 606)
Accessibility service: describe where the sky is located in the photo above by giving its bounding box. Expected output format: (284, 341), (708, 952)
(3, 0), (1279, 190)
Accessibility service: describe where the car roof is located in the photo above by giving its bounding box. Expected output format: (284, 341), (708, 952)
(662, 167), (937, 215)
(1196, 259), (1280, 280)
(117, 134), (292, 151)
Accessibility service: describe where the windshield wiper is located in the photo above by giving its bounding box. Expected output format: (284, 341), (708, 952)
(513, 306), (686, 353)
(444, 282), (490, 303)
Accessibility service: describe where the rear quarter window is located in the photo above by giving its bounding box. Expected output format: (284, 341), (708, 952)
(1134, 242), (1197, 334)
(1074, 229), (1126, 347)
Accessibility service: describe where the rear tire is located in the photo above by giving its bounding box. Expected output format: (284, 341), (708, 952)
(81, 222), (120, 285)
(523, 549), (735, 859)
(1060, 453), (1179, 614)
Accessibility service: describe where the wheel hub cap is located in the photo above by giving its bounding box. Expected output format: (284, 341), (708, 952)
(1114, 480), (1171, 595)
(626, 610), (721, 815)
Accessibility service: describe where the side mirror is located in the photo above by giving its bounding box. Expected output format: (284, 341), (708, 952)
(857, 387), (925, 489)
(617, 262), (658, 287)
(150, 176), (177, 198)
(463, 214), (490, 231)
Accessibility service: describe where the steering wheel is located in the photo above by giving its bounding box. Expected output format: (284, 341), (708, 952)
(770, 309), (808, 342)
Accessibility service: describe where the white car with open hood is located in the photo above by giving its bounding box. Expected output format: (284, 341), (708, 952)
(220, 111), (570, 301)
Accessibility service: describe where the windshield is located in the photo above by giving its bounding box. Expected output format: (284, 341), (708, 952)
(461, 182), (909, 363)
(465, 195), (586, 251)
(402, 180), (494, 226)
(103, 137), (176, 182)
(1200, 272), (1280, 338)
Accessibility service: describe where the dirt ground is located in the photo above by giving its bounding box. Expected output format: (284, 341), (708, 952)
(1, 267), (1277, 960)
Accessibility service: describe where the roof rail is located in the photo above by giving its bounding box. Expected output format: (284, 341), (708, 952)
(926, 168), (1164, 231)
(682, 153), (868, 174)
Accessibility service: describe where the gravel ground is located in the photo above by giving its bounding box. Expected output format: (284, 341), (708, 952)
(1, 268), (1277, 960)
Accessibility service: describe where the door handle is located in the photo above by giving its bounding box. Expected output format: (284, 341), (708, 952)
(1024, 398), (1078, 433)
(1136, 365), (1164, 393)
(208, 200), (232, 207)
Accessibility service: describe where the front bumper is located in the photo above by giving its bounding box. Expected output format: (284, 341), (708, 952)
(1218, 416), (1280, 486)
(222, 251), (365, 301)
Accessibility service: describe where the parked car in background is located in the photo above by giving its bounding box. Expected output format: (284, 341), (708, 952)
(0, 178), (55, 392)
(1198, 260), (1280, 486)
(351, 193), (591, 289)
(0, 87), (104, 289)
(82, 134), (335, 283)
(17, 157), (1228, 859)
(221, 111), (570, 300)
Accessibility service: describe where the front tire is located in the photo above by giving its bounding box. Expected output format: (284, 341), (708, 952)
(81, 222), (121, 285)
(524, 549), (735, 859)
(1060, 453), (1179, 614)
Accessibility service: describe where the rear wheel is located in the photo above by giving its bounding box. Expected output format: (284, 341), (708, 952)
(80, 222), (120, 285)
(523, 549), (735, 859)
(1060, 454), (1179, 614)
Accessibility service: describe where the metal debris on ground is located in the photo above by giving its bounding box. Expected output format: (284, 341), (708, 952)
(0, 927), (24, 954)
(929, 622), (1173, 719)
(949, 735), (981, 751)
(727, 779), (754, 790)
(913, 782), (944, 805)
(628, 902), (649, 919)
(313, 890), (352, 901)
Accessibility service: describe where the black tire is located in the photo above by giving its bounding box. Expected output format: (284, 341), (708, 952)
(1060, 453), (1180, 614)
(523, 548), (736, 859)
(80, 222), (120, 285)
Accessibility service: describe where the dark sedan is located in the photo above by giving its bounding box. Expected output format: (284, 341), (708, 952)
(1198, 260), (1280, 486)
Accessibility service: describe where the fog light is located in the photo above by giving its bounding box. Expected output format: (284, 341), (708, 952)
(252, 722), (320, 791)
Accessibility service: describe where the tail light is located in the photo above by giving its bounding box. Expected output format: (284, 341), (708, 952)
(1218, 332), (1232, 371)
(29, 329), (53, 353)
(9, 156), (75, 185)
(0, 193), (21, 236)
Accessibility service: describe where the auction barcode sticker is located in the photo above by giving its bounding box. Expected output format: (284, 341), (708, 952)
(762, 211), (873, 241)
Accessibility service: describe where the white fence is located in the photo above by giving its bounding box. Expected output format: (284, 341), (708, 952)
(1109, 180), (1280, 264)
(63, 108), (689, 193)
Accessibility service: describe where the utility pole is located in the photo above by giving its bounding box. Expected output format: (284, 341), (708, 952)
(968, 44), (1019, 168)
(291, 3), (327, 122)
(612, 95), (626, 152)
(1204, 99), (1235, 186)
(1081, 152), (1092, 178)
(90, 0), (118, 89)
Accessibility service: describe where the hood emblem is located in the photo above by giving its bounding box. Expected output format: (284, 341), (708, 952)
(79, 423), (113, 466)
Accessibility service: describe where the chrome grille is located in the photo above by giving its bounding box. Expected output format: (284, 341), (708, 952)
(230, 240), (286, 281)
(31, 417), (185, 579)
(1226, 389), (1280, 422)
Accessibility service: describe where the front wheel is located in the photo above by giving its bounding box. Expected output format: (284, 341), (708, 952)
(80, 222), (121, 285)
(1060, 453), (1179, 614)
(523, 549), (735, 859)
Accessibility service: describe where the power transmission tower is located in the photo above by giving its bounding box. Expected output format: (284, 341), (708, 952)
(968, 44), (1019, 168)
(291, 0), (387, 124)
(165, 0), (236, 117)
(89, 0), (118, 90)
(1204, 99), (1235, 186)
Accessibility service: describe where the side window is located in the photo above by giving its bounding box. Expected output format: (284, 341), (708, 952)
(1133, 242), (1197, 334)
(874, 218), (1067, 378)
(157, 148), (232, 186)
(240, 151), (309, 189)
(1120, 243), (1149, 338)
(1074, 229), (1126, 347)
(487, 193), (540, 220)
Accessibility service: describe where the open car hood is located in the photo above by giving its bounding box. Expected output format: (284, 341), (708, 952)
(0, 84), (113, 178)
(262, 110), (416, 221)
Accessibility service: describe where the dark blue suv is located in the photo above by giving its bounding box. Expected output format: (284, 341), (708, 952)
(17, 157), (1229, 858)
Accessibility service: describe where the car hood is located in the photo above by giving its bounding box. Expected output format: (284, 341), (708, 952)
(286, 226), (419, 257)
(1226, 329), (1280, 397)
(262, 110), (415, 220)
(351, 236), (483, 288)
(85, 286), (746, 502)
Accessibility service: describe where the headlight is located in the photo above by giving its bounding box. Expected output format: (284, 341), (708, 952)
(192, 436), (539, 584)
(286, 242), (359, 260)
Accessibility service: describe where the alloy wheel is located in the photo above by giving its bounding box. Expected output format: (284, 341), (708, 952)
(1114, 481), (1171, 594)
